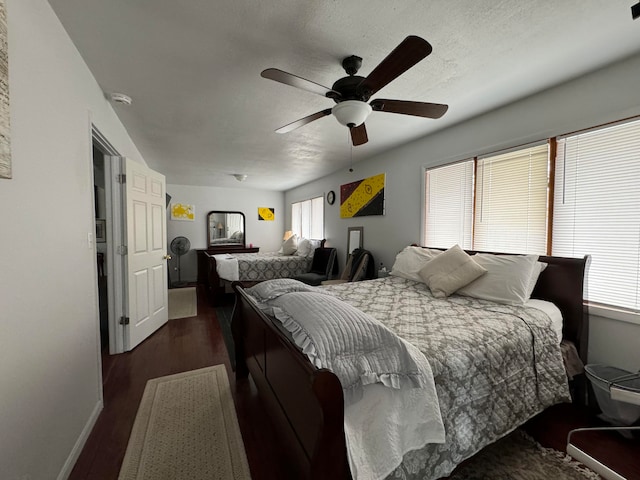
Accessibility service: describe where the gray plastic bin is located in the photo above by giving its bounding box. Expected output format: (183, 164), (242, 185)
(584, 364), (640, 426)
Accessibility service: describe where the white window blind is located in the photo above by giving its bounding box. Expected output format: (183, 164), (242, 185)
(424, 160), (474, 249)
(552, 118), (640, 311)
(291, 196), (324, 239)
(474, 144), (549, 254)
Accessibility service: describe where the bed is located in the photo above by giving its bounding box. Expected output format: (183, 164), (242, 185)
(230, 247), (589, 479)
(204, 239), (326, 304)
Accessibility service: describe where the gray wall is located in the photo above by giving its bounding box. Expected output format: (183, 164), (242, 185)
(285, 52), (640, 371)
(0, 1), (150, 478)
(166, 184), (285, 282)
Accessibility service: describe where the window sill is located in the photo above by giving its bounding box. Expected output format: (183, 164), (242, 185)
(587, 303), (640, 326)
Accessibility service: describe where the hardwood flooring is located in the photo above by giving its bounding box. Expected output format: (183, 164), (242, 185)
(70, 287), (639, 479)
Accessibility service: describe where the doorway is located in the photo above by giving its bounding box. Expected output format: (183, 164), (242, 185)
(92, 145), (109, 353)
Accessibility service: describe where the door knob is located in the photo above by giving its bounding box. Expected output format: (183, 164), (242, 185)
(163, 254), (172, 260)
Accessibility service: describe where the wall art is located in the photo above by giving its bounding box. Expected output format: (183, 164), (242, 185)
(258, 207), (275, 221)
(0, 1), (11, 179)
(170, 203), (195, 221)
(340, 173), (385, 218)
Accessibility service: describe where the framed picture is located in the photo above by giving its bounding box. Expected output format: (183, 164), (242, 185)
(95, 219), (106, 243)
(0, 0), (12, 179)
(170, 203), (195, 221)
(340, 173), (385, 218)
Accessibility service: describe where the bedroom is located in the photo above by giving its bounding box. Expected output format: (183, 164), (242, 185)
(1, 1), (640, 479)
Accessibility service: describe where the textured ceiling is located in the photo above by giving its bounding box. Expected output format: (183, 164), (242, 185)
(48, 0), (640, 191)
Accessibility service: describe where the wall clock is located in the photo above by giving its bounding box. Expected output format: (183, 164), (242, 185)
(327, 190), (336, 205)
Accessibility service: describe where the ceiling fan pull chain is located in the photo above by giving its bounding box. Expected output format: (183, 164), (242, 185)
(349, 130), (354, 173)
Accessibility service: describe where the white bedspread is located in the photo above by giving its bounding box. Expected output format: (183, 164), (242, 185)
(247, 282), (446, 480)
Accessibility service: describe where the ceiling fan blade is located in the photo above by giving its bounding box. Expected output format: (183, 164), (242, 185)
(357, 36), (433, 98)
(275, 109), (332, 134)
(350, 123), (368, 146)
(370, 99), (448, 119)
(261, 68), (341, 99)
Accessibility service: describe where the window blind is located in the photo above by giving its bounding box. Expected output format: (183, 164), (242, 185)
(552, 118), (640, 311)
(291, 196), (324, 240)
(424, 160), (474, 249)
(474, 144), (548, 254)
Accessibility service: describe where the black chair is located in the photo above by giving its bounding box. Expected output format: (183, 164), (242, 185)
(294, 247), (338, 286)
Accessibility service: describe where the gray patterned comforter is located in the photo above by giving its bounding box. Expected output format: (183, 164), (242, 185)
(219, 252), (312, 281)
(322, 275), (571, 480)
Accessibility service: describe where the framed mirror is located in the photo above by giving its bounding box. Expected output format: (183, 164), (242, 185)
(347, 226), (363, 255)
(207, 211), (246, 247)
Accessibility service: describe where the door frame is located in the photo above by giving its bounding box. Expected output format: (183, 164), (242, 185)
(92, 126), (127, 354)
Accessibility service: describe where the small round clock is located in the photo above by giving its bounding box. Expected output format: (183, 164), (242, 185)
(327, 190), (336, 205)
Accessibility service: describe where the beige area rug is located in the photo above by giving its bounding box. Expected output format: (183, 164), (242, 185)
(119, 365), (251, 480)
(448, 429), (600, 480)
(168, 287), (197, 320)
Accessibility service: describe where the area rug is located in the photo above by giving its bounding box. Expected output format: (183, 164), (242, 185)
(118, 365), (251, 480)
(168, 286), (197, 320)
(448, 429), (600, 479)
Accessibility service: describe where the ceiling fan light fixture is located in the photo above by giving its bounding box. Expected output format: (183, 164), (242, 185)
(232, 174), (247, 182)
(332, 100), (372, 128)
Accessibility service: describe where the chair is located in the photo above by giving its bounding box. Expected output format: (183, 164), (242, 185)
(294, 247), (337, 286)
(322, 249), (372, 285)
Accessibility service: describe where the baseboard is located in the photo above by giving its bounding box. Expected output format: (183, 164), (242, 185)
(57, 399), (103, 480)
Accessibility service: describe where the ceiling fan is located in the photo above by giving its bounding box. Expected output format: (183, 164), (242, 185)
(261, 35), (448, 146)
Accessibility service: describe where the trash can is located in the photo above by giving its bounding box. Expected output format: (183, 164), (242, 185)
(584, 364), (640, 426)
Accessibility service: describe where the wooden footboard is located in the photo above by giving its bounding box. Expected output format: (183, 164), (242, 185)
(231, 282), (352, 480)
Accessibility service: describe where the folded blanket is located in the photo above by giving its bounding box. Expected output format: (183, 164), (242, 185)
(246, 285), (445, 480)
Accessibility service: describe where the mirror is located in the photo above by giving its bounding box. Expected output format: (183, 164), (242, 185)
(207, 211), (245, 247)
(347, 226), (363, 255)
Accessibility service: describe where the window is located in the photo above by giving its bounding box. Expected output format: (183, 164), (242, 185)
(424, 143), (549, 254)
(291, 196), (324, 239)
(424, 160), (474, 249)
(552, 118), (640, 311)
(474, 144), (548, 254)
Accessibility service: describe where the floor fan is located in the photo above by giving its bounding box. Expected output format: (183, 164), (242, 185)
(170, 236), (191, 287)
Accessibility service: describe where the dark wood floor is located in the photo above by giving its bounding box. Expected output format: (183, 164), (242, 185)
(70, 287), (639, 479)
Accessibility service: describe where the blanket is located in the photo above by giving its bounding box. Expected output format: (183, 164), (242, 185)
(246, 281), (445, 480)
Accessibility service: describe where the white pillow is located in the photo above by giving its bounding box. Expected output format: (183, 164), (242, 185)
(526, 261), (547, 299)
(390, 246), (443, 282)
(307, 239), (322, 257)
(296, 238), (312, 257)
(418, 245), (487, 298)
(281, 234), (298, 255)
(456, 253), (539, 305)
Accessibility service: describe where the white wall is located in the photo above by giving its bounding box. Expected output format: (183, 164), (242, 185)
(0, 1), (149, 478)
(285, 52), (640, 371)
(166, 184), (284, 282)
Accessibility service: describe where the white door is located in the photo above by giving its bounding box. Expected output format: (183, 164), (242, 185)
(124, 158), (169, 350)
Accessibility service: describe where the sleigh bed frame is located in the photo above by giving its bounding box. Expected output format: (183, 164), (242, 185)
(230, 251), (590, 479)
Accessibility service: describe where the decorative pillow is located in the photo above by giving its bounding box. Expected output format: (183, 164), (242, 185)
(456, 253), (540, 305)
(281, 234), (298, 255)
(390, 246), (443, 282)
(418, 245), (487, 298)
(296, 238), (312, 257)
